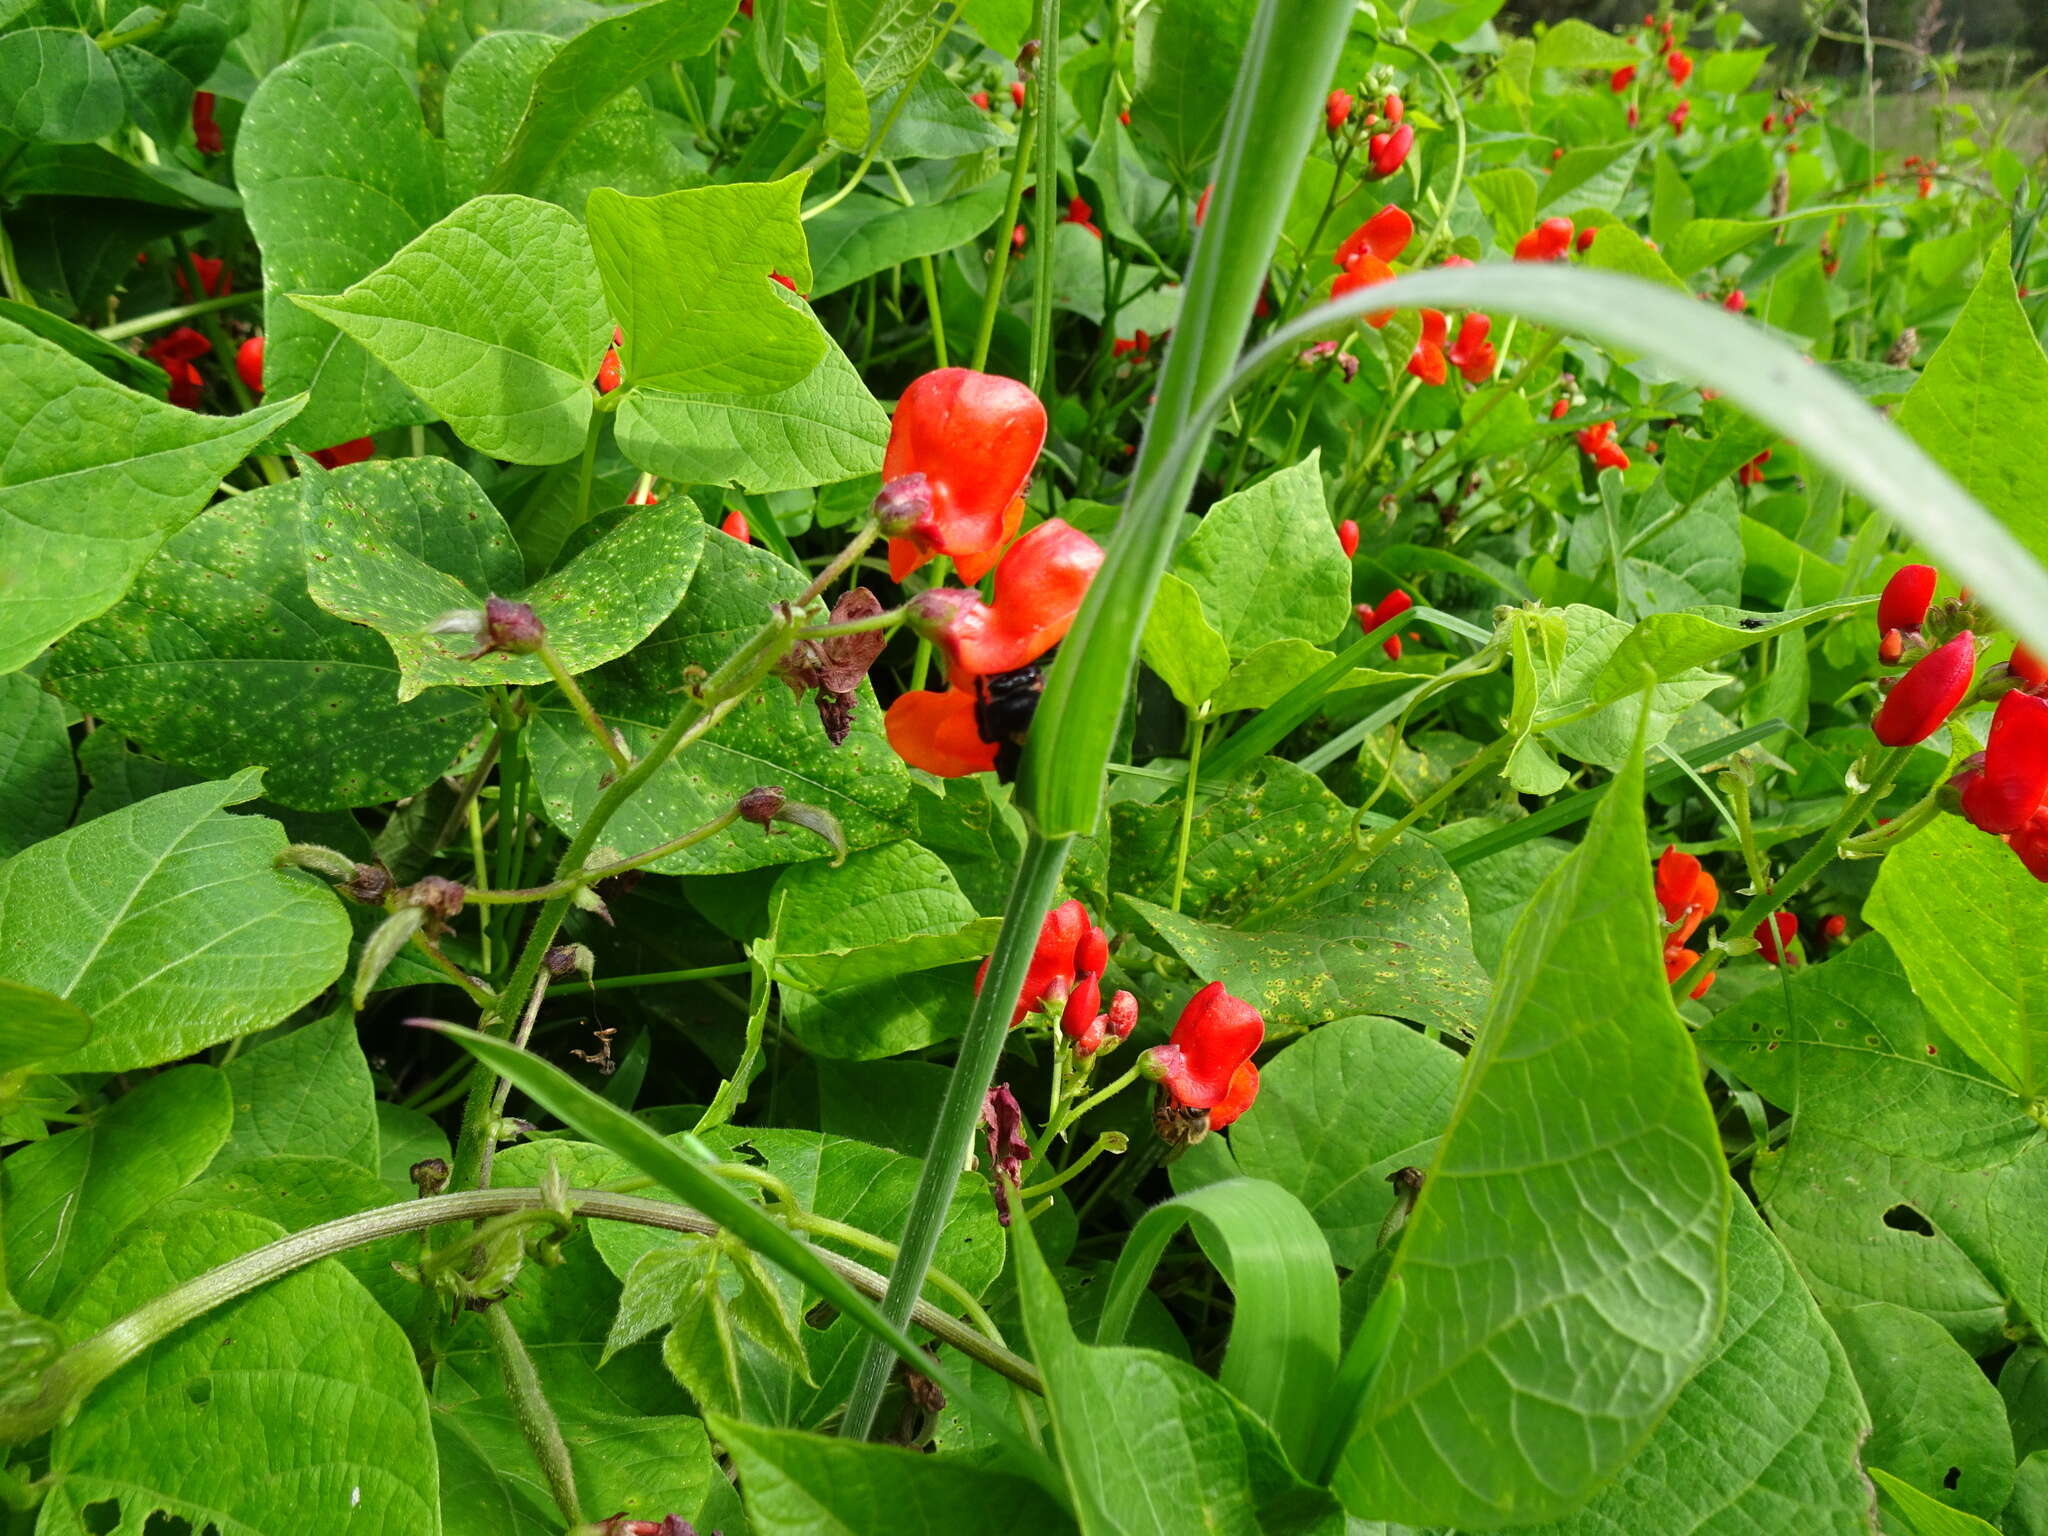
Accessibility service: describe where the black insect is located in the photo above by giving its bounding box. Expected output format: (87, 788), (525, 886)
(973, 657), (1048, 782)
(1738, 617), (1767, 629)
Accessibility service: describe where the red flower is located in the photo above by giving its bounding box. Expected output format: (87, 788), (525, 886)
(1576, 226), (1597, 252)
(720, 508), (751, 543)
(1879, 628), (1905, 665)
(1736, 448), (1770, 486)
(1918, 175), (1934, 199)
(1357, 588), (1412, 660)
(976, 899), (1104, 1026)
(2012, 644), (2048, 688)
(1010, 80), (1026, 110)
(1011, 222), (1026, 252)
(1959, 689), (2048, 834)
(883, 368), (1047, 582)
(146, 326), (211, 408)
(1722, 289), (1747, 314)
(1877, 563), (1937, 634)
(172, 255), (232, 300)
(770, 272), (799, 293)
(1550, 397), (1570, 420)
(1655, 845), (1719, 947)
(1821, 913), (1847, 944)
(1872, 631), (1975, 746)
(1367, 122), (1414, 179)
(1112, 330), (1152, 361)
(236, 335), (265, 395)
(1666, 49), (1693, 84)
(1383, 91), (1404, 123)
(1406, 309), (1448, 385)
(1514, 216), (1574, 262)
(628, 485), (659, 506)
(1146, 982), (1264, 1122)
(1063, 196), (1102, 239)
(1447, 313), (1496, 383)
(920, 519), (1104, 678)
(1325, 88), (1354, 133)
(1337, 519), (1359, 559)
(971, 90), (990, 110)
(1763, 113), (1776, 131)
(1576, 419), (1630, 472)
(310, 437), (375, 470)
(192, 91), (223, 155)
(596, 346), (622, 394)
(885, 680), (998, 777)
(1330, 204), (1412, 323)
(1610, 64), (1637, 91)
(1753, 911), (1799, 966)
(1669, 99), (1691, 135)
(2013, 809), (2048, 882)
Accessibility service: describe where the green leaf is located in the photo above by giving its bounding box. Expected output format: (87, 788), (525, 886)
(1538, 142), (1645, 215)
(527, 531), (910, 876)
(1590, 597), (1867, 706)
(821, 0), (872, 150)
(588, 177), (824, 395)
(1514, 1198), (1875, 1536)
(1531, 17), (1639, 70)
(38, 1209), (440, 1536)
(1896, 233), (2048, 589)
(220, 1014), (381, 1172)
(0, 1064), (229, 1316)
(1663, 401), (1779, 503)
(806, 183), (1007, 298)
(1576, 214), (1685, 291)
(876, 69), (1009, 160)
(714, 1415), (1074, 1535)
(770, 841), (996, 991)
(0, 319), (305, 673)
(0, 978), (93, 1076)
(1869, 814), (2048, 1101)
(1828, 1302), (2014, 1518)
(1130, 0), (1257, 182)
(613, 330), (889, 495)
(1229, 1016), (1461, 1267)
(1010, 1196), (1342, 1535)
(0, 299), (168, 396)
(1987, 1139), (2048, 1342)
(237, 42), (447, 448)
(300, 457), (704, 700)
(0, 27), (122, 143)
(1532, 604), (1727, 769)
(1139, 571), (1233, 708)
(1665, 216), (1773, 278)
(1340, 746), (1729, 1526)
(1470, 168), (1539, 254)
(292, 194), (610, 464)
(482, 0), (736, 196)
(444, 31), (689, 210)
(0, 671), (73, 856)
(1170, 453), (1349, 656)
(1870, 1468), (2007, 1536)
(45, 476), (485, 810)
(0, 773), (350, 1073)
(1121, 823), (1489, 1038)
(1094, 1178), (1340, 1472)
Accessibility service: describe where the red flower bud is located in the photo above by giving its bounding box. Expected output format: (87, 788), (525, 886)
(1146, 981), (1264, 1112)
(1576, 226), (1597, 252)
(1107, 989), (1138, 1041)
(1060, 973), (1103, 1050)
(1872, 631), (1975, 746)
(236, 335), (265, 395)
(1195, 184), (1212, 225)
(1666, 49), (1693, 84)
(971, 89), (990, 110)
(1513, 216), (1574, 262)
(1358, 588), (1412, 660)
(1753, 911), (1798, 966)
(1010, 80), (1026, 109)
(596, 346), (622, 393)
(883, 369), (1047, 582)
(1367, 123), (1414, 179)
(1325, 88), (1354, 133)
(1959, 689), (2048, 834)
(1610, 64), (1637, 91)
(1669, 99), (1691, 135)
(1877, 563), (1937, 633)
(1879, 628), (1905, 666)
(1383, 91), (1404, 123)
(1722, 289), (1747, 313)
(1063, 196), (1101, 238)
(1821, 913), (1847, 943)
(192, 90), (222, 155)
(976, 899), (1105, 1027)
(1337, 519), (1360, 559)
(720, 508), (751, 543)
(1550, 397), (1570, 420)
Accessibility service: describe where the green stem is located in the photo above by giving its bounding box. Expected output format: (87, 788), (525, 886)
(839, 830), (1075, 1439)
(1018, 1130), (1127, 1198)
(95, 289), (259, 340)
(1028, 0), (1063, 396)
(410, 934), (498, 1008)
(1390, 332), (1560, 500)
(539, 642), (630, 775)
(571, 411), (601, 541)
(585, 961), (751, 992)
(1170, 704), (1210, 912)
(1673, 744), (1912, 999)
(0, 1187), (1042, 1445)
(969, 106), (1040, 372)
(1049, 1063), (1143, 1140)
(0, 216), (28, 307)
(97, 0), (183, 49)
(1388, 36), (1468, 266)
(483, 1305), (580, 1525)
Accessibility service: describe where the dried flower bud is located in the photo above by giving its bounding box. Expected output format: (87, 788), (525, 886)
(405, 875), (467, 919)
(410, 1157), (451, 1197)
(345, 863), (394, 904)
(739, 786), (788, 825)
(544, 942), (595, 979)
(1015, 38), (1040, 74)
(482, 596), (545, 655)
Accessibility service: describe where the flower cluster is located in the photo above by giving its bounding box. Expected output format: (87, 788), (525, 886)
(880, 368), (1047, 585)
(1355, 588), (1413, 660)
(1654, 846), (1718, 998)
(976, 899), (1135, 1057)
(1576, 419), (1630, 473)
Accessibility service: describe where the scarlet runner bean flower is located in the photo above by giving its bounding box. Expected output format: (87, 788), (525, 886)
(173, 255), (232, 299)
(146, 327), (211, 408)
(1611, 64), (1637, 91)
(1406, 310), (1448, 385)
(1337, 519), (1360, 559)
(1010, 80), (1025, 109)
(1872, 631), (1975, 746)
(1325, 88), (1354, 133)
(1576, 226), (1598, 252)
(596, 327), (624, 393)
(975, 897), (1111, 1027)
(2012, 809), (2048, 882)
(1736, 449), (1770, 486)
(1383, 91), (1404, 123)
(1722, 289), (1746, 314)
(311, 438), (375, 470)
(1550, 396), (1571, 420)
(1330, 204), (1412, 323)
(192, 90), (222, 155)
(1513, 216), (1574, 261)
(1112, 330), (1152, 360)
(1357, 588), (1412, 660)
(1666, 49), (1692, 84)
(1669, 99), (1691, 135)
(1957, 689), (2048, 835)
(1822, 913), (1848, 944)
(885, 679), (997, 777)
(236, 335), (265, 394)
(720, 509), (751, 543)
(1447, 313), (1497, 383)
(1063, 196), (1102, 238)
(1655, 845), (1718, 998)
(1878, 563), (1937, 635)
(881, 368), (1047, 582)
(1142, 982), (1264, 1134)
(1753, 912), (1798, 966)
(1367, 122), (1414, 179)
(2013, 645), (2048, 688)
(1576, 419), (1630, 472)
